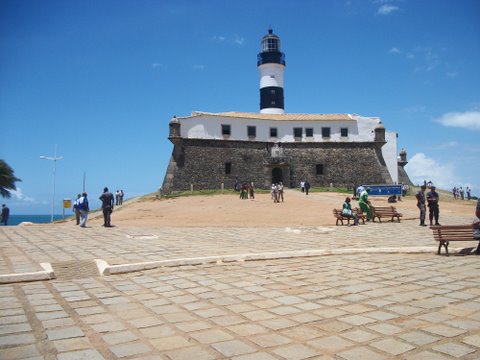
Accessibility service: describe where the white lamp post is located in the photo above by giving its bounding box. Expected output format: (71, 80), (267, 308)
(40, 146), (63, 222)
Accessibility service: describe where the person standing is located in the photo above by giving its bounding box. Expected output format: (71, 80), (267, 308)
(300, 180), (305, 193)
(1, 204), (10, 226)
(358, 187), (372, 221)
(73, 194), (81, 225)
(115, 190), (120, 206)
(77, 192), (89, 228)
(304, 181), (310, 195)
(277, 182), (284, 202)
(473, 198), (480, 255)
(99, 187), (114, 227)
(427, 186), (441, 226)
(119, 190), (124, 205)
(416, 185), (427, 226)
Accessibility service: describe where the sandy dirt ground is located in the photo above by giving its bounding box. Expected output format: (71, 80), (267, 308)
(84, 189), (477, 228)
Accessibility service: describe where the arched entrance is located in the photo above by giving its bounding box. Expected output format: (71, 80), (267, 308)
(272, 167), (283, 184)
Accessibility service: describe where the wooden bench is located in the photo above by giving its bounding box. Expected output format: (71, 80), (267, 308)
(371, 206), (403, 223)
(333, 208), (366, 226)
(430, 224), (478, 256)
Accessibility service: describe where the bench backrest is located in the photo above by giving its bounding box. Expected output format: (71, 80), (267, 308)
(431, 225), (474, 241)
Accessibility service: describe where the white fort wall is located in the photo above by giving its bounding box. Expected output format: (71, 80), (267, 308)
(181, 114), (382, 143)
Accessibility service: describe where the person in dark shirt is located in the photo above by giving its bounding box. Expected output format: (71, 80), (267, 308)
(99, 187), (114, 227)
(427, 186), (441, 226)
(415, 185), (427, 226)
(1, 204), (9, 226)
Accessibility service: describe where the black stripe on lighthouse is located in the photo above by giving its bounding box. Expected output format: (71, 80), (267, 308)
(260, 86), (284, 110)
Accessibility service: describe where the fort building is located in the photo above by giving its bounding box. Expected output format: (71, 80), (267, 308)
(162, 29), (411, 193)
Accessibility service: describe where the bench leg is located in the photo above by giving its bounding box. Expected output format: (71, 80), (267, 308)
(438, 241), (450, 256)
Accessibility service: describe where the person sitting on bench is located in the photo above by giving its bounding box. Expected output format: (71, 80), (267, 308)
(342, 197), (359, 226)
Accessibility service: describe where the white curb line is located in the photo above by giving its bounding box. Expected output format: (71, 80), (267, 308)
(0, 263), (56, 284)
(99, 247), (439, 275)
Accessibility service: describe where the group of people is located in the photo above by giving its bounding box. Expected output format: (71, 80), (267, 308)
(415, 184), (441, 226)
(72, 187), (116, 228)
(115, 190), (125, 205)
(271, 182), (284, 203)
(452, 186), (472, 200)
(299, 180), (311, 195)
(239, 183), (255, 200)
(340, 186), (372, 225)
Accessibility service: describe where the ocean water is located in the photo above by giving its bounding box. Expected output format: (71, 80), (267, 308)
(3, 215), (64, 226)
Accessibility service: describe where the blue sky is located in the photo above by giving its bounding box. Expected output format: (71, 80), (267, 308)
(1, 0), (479, 214)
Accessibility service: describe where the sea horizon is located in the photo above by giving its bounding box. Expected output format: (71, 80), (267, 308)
(3, 215), (66, 226)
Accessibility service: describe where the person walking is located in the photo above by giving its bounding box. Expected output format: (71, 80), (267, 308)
(304, 181), (310, 195)
(427, 186), (441, 226)
(77, 192), (89, 227)
(99, 187), (114, 227)
(73, 194), (81, 225)
(1, 204), (10, 226)
(358, 187), (372, 221)
(416, 185), (427, 226)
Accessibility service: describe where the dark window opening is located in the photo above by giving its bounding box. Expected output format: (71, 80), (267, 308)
(247, 126), (256, 137)
(225, 162), (231, 174)
(316, 164), (324, 175)
(270, 127), (278, 137)
(294, 127), (302, 138)
(341, 128), (348, 137)
(306, 128), (314, 137)
(222, 124), (231, 136)
(321, 127), (331, 138)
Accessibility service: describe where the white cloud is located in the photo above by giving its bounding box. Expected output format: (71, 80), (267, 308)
(151, 63), (167, 69)
(406, 153), (461, 189)
(212, 34), (244, 46)
(193, 64), (206, 70)
(377, 4), (399, 15)
(212, 35), (226, 42)
(389, 47), (401, 54)
(434, 111), (480, 131)
(8, 187), (35, 203)
(233, 34), (245, 45)
(429, 141), (458, 150)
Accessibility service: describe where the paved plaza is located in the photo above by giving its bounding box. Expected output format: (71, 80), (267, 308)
(1, 211), (479, 359)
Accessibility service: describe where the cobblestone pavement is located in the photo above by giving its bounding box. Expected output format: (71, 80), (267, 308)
(0, 211), (475, 274)
(1, 214), (480, 359)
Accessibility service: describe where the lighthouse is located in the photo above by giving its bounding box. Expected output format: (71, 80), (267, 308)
(257, 28), (286, 114)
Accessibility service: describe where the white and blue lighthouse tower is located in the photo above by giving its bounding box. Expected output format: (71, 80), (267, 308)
(257, 28), (286, 114)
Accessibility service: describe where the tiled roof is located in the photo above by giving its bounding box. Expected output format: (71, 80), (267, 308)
(187, 111), (354, 121)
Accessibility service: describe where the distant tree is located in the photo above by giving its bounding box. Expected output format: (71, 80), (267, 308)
(0, 159), (21, 198)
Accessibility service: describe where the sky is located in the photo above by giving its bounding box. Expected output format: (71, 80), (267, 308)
(1, 0), (479, 215)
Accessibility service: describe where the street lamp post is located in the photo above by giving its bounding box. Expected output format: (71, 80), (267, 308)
(40, 146), (63, 222)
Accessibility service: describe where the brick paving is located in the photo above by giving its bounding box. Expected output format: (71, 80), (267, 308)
(1, 210), (480, 359)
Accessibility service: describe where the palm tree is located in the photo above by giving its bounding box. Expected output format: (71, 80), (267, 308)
(0, 159), (21, 198)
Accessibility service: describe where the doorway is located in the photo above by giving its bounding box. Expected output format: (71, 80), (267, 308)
(272, 167), (283, 184)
